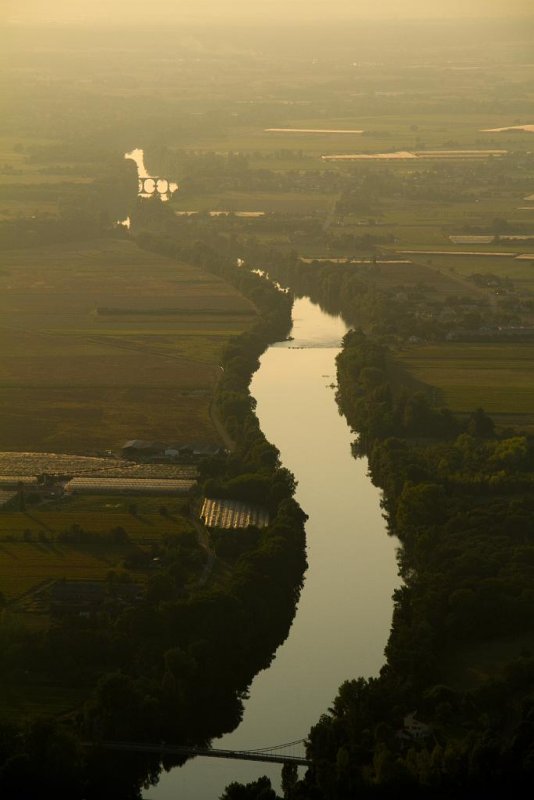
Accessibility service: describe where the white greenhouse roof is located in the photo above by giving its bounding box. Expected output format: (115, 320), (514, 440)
(200, 498), (269, 529)
(65, 477), (195, 494)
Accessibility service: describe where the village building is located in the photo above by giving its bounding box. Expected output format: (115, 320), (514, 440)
(121, 440), (166, 460)
(397, 711), (432, 743)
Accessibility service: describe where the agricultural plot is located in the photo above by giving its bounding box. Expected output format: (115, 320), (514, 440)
(0, 491), (196, 599)
(403, 252), (534, 294)
(0, 503), (194, 543)
(355, 259), (477, 299)
(180, 111), (534, 164)
(0, 451), (197, 479)
(171, 190), (337, 215)
(265, 128), (364, 134)
(64, 477), (196, 495)
(43, 493), (192, 517)
(395, 343), (534, 424)
(0, 239), (256, 452)
(0, 680), (88, 723)
(322, 150), (507, 161)
(0, 541), (141, 599)
(0, 135), (101, 221)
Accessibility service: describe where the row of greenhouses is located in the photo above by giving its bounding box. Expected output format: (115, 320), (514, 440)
(200, 498), (269, 529)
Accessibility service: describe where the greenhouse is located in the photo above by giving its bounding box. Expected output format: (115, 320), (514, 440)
(64, 477), (196, 495)
(200, 498), (269, 529)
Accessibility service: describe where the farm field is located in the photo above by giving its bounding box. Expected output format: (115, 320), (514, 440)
(0, 540), (144, 599)
(0, 238), (256, 452)
(372, 261), (471, 294)
(0, 493), (197, 602)
(171, 190), (337, 215)
(394, 343), (534, 424)
(173, 112), (534, 162)
(0, 451), (198, 478)
(0, 504), (194, 543)
(0, 680), (88, 723)
(398, 251), (534, 294)
(0, 133), (118, 222)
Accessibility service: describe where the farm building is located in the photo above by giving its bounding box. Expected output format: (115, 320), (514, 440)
(122, 440), (223, 462)
(165, 443), (224, 460)
(64, 477), (196, 495)
(121, 440), (166, 460)
(200, 497), (269, 529)
(180, 443), (224, 458)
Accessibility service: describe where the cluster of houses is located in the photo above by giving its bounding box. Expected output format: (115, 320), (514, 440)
(121, 440), (224, 462)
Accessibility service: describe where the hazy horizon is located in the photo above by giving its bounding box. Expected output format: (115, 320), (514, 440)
(4, 0), (534, 26)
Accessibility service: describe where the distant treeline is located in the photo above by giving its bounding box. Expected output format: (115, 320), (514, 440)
(96, 306), (253, 316)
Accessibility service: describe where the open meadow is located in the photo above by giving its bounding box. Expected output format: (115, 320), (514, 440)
(0, 238), (256, 453)
(0, 540), (144, 599)
(394, 342), (534, 426)
(0, 495), (195, 601)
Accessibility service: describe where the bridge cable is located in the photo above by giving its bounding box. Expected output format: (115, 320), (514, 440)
(245, 738), (306, 753)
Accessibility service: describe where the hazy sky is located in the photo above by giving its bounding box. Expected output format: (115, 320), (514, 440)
(5, 0), (534, 25)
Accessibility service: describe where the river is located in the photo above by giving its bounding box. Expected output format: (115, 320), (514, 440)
(145, 295), (399, 799)
(125, 148), (178, 201)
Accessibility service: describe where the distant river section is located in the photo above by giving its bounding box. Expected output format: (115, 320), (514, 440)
(125, 148), (178, 201)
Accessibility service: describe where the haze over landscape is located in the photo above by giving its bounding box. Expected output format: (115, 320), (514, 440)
(5, 0), (534, 24)
(2, 2), (534, 798)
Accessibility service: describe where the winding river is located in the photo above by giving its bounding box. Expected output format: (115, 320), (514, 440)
(146, 295), (399, 799)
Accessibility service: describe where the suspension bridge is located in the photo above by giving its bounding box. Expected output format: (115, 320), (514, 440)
(84, 738), (311, 766)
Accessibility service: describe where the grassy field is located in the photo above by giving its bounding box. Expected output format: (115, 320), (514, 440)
(0, 495), (196, 599)
(171, 190), (337, 214)
(0, 238), (256, 452)
(0, 540), (143, 599)
(395, 342), (534, 422)
(0, 135), (95, 220)
(0, 501), (194, 543)
(401, 252), (534, 293)
(361, 260), (476, 298)
(174, 112), (534, 161)
(0, 680), (88, 723)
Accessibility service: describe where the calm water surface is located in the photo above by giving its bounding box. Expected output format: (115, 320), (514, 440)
(146, 297), (398, 799)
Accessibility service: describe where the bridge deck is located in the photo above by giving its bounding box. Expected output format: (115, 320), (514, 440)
(85, 740), (311, 766)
